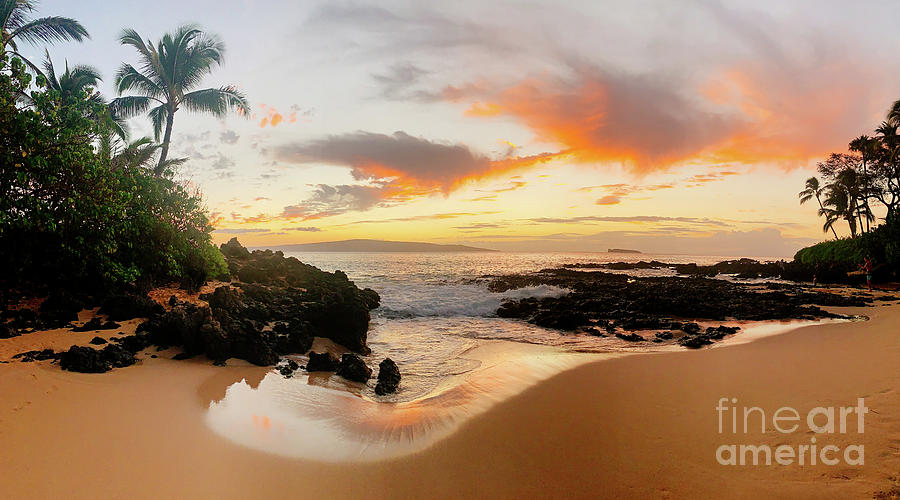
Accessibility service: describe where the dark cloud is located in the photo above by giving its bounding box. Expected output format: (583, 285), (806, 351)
(273, 131), (490, 188)
(280, 184), (396, 220)
(372, 62), (437, 101)
(211, 153), (235, 171)
(219, 130), (240, 145)
(305, 4), (513, 56)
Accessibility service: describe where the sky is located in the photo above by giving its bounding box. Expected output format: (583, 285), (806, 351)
(23, 0), (900, 256)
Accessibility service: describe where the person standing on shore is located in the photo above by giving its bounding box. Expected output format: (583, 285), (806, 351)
(863, 258), (874, 291)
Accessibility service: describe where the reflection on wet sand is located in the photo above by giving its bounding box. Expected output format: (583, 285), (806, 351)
(206, 342), (607, 462)
(203, 317), (857, 462)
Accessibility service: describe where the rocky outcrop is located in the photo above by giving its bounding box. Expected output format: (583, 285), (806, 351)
(335, 353), (372, 383)
(58, 344), (136, 373)
(99, 293), (163, 321)
(72, 317), (120, 332)
(220, 237), (251, 260)
(375, 358), (401, 395)
(491, 267), (863, 349)
(132, 239), (379, 365)
(306, 352), (339, 372)
(278, 359), (300, 377)
(217, 240), (379, 354)
(38, 290), (87, 328)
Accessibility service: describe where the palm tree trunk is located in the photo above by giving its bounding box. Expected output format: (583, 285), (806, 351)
(155, 108), (176, 175)
(816, 195), (839, 239)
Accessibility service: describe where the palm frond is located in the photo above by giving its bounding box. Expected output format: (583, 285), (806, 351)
(181, 86), (249, 118)
(2, 0), (36, 31)
(109, 95), (155, 119)
(147, 103), (168, 142)
(114, 63), (164, 97)
(9, 15), (89, 46)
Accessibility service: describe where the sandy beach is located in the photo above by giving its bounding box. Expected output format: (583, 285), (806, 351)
(0, 300), (896, 499)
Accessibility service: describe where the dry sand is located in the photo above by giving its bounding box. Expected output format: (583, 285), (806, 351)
(0, 302), (898, 499)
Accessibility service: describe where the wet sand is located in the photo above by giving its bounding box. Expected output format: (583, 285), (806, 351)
(1, 302), (898, 499)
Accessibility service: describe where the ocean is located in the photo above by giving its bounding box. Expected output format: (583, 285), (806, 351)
(204, 251), (828, 461)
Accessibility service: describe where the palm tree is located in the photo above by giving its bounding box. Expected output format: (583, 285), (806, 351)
(108, 137), (186, 172)
(0, 0), (88, 73)
(799, 177), (838, 239)
(849, 135), (876, 232)
(42, 52), (128, 141)
(110, 24), (249, 175)
(821, 186), (852, 237)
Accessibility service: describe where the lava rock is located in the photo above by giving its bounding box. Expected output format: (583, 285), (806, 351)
(278, 359), (300, 377)
(335, 353), (372, 383)
(616, 332), (645, 342)
(306, 351), (339, 372)
(654, 331), (674, 342)
(59, 345), (110, 373)
(89, 336), (107, 345)
(12, 349), (57, 362)
(374, 358), (401, 395)
(0, 323), (18, 339)
(101, 344), (136, 368)
(678, 335), (713, 349)
(99, 293), (162, 321)
(72, 317), (101, 331)
(220, 237), (251, 260)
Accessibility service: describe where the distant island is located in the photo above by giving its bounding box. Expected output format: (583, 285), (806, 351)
(268, 239), (498, 253)
(608, 248), (642, 254)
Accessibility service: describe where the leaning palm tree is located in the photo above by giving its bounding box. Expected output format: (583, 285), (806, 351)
(110, 24), (249, 175)
(799, 177), (838, 239)
(0, 0), (88, 73)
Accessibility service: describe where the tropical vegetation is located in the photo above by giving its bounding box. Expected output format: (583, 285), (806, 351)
(1, 3), (241, 293)
(796, 103), (900, 279)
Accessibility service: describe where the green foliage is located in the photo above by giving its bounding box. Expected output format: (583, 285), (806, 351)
(0, 54), (224, 292)
(794, 214), (899, 277)
(794, 238), (868, 265)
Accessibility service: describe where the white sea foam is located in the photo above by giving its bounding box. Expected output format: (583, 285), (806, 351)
(377, 283), (570, 318)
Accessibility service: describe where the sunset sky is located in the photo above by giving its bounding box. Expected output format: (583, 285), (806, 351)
(27, 0), (900, 256)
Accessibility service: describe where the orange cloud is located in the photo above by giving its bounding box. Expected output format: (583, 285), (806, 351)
(446, 61), (886, 172)
(258, 104), (288, 128)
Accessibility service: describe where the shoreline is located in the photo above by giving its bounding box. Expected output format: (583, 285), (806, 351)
(1, 300), (897, 497)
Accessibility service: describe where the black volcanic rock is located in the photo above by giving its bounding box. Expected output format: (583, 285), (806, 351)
(89, 336), (107, 345)
(374, 358), (401, 395)
(335, 353), (372, 383)
(12, 349), (57, 362)
(38, 290), (86, 328)
(59, 346), (110, 373)
(99, 293), (162, 321)
(306, 352), (339, 372)
(489, 267), (865, 350)
(64, 240), (381, 371)
(220, 237), (251, 260)
(278, 359), (300, 377)
(0, 323), (17, 339)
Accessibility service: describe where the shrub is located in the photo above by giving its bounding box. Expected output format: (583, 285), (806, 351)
(0, 55), (225, 293)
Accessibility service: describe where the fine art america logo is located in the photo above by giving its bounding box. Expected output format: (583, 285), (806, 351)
(715, 397), (867, 466)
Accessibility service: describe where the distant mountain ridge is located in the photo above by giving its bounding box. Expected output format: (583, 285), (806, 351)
(267, 239), (498, 253)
